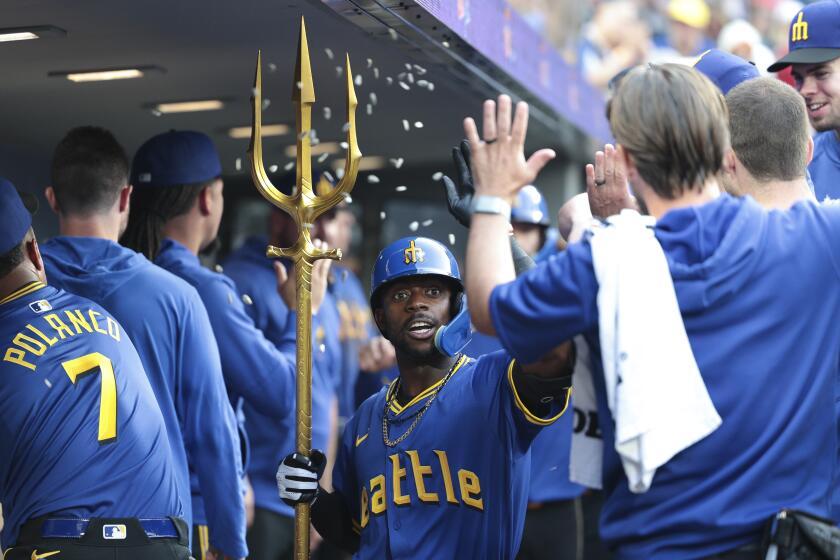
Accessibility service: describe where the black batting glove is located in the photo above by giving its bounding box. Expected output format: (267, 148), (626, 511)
(442, 139), (474, 228)
(276, 449), (327, 507)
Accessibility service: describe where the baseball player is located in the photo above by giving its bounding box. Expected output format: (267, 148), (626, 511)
(0, 178), (191, 559)
(769, 0), (840, 202)
(276, 236), (575, 559)
(463, 66), (840, 558)
(121, 130), (330, 560)
(443, 147), (585, 560)
(39, 126), (247, 559)
(693, 48), (759, 94)
(222, 193), (341, 560)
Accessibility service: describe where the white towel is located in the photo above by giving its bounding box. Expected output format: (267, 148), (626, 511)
(574, 209), (722, 493)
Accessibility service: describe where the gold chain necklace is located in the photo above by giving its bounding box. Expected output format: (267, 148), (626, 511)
(381, 355), (464, 448)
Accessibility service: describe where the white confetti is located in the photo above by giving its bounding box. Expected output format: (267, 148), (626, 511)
(323, 106), (332, 120)
(397, 72), (406, 80)
(268, 62), (278, 73)
(242, 294), (253, 305)
(311, 136), (320, 146)
(395, 185), (407, 192)
(417, 79), (428, 87)
(402, 119), (410, 131)
(309, 129), (318, 141)
(367, 58), (373, 68)
(386, 77), (393, 85)
(390, 157), (404, 169)
(251, 87), (259, 97)
(448, 233), (456, 245)
(422, 219), (433, 227)
(323, 171), (336, 184)
(342, 122), (351, 132)
(296, 81), (302, 90)
(152, 109), (162, 117)
(373, 67), (380, 79)
(44, 379), (52, 388)
(369, 92), (378, 105)
(262, 98), (271, 109)
(235, 158), (242, 171)
(380, 211), (387, 220)
(227, 292), (234, 304)
(427, 82), (435, 91)
(336, 65), (343, 77)
(366, 103), (373, 115)
(405, 63), (413, 71)
(388, 28), (398, 40)
(409, 221), (419, 231)
(355, 74), (363, 87)
(442, 40), (450, 48)
(344, 194), (353, 204)
(325, 47), (334, 60)
(214, 264), (224, 273)
(414, 121), (424, 128)
(269, 164), (279, 173)
(320, 343), (326, 353)
(284, 161), (295, 171)
(318, 152), (329, 163)
(398, 81), (410, 91)
(367, 174), (380, 184)
(336, 167), (345, 179)
(413, 64), (427, 75)
(407, 73), (414, 84)
(340, 141), (349, 149)
(432, 171), (443, 181)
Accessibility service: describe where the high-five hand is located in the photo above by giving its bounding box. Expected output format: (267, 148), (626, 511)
(463, 95), (556, 203)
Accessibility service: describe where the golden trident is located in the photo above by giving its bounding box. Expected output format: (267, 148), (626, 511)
(248, 16), (361, 559)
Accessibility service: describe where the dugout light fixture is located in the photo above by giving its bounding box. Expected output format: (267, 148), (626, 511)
(49, 65), (164, 83)
(332, 155), (386, 171)
(228, 124), (291, 139)
(154, 99), (225, 114)
(0, 25), (66, 43)
(284, 142), (341, 157)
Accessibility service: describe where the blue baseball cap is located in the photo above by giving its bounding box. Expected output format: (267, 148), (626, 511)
(0, 178), (33, 255)
(130, 130), (222, 188)
(694, 49), (760, 94)
(511, 185), (550, 227)
(768, 0), (840, 72)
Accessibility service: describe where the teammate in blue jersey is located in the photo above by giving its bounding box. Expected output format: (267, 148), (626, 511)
(121, 130), (329, 560)
(0, 178), (191, 560)
(39, 127), (247, 559)
(769, 0), (840, 202)
(444, 150), (585, 560)
(222, 202), (340, 560)
(276, 236), (576, 559)
(464, 67), (840, 558)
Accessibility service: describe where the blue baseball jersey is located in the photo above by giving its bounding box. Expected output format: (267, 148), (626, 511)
(464, 333), (583, 504)
(155, 238), (296, 420)
(42, 236), (246, 557)
(808, 131), (840, 203)
(332, 351), (568, 559)
(329, 264), (378, 419)
(222, 236), (339, 516)
(0, 282), (183, 547)
(490, 195), (840, 558)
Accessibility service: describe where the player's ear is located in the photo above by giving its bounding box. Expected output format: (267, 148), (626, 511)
(24, 230), (47, 283)
(198, 185), (212, 217)
(722, 148), (738, 176)
(373, 307), (389, 340)
(44, 186), (60, 215)
(118, 185), (133, 214)
(806, 136), (814, 166)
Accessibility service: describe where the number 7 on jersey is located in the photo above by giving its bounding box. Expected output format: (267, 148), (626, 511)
(62, 352), (117, 443)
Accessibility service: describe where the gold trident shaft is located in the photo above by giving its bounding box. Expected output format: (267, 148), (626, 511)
(248, 16), (361, 560)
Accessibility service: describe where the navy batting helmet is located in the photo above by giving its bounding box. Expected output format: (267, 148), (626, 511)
(511, 185), (550, 227)
(370, 236), (471, 356)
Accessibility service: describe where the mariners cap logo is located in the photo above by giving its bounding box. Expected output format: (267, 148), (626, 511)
(29, 299), (52, 314)
(792, 11), (808, 42)
(403, 240), (425, 264)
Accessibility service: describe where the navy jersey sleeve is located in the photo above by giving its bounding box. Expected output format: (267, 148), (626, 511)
(199, 275), (296, 420)
(331, 414), (361, 532)
(489, 240), (599, 363)
(177, 290), (247, 557)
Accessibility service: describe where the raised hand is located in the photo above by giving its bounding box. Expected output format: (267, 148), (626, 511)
(463, 95), (556, 203)
(585, 143), (637, 219)
(442, 140), (474, 228)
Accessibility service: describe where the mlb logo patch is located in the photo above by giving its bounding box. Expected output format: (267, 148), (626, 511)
(103, 524), (127, 540)
(29, 300), (52, 314)
(138, 172), (152, 183)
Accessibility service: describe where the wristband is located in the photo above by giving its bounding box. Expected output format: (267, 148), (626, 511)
(472, 195), (512, 221)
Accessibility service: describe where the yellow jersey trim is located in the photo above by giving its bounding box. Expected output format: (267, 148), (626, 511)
(506, 359), (571, 426)
(386, 355), (469, 415)
(351, 518), (361, 535)
(0, 281), (45, 305)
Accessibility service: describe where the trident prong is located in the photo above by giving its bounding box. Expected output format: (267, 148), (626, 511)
(247, 15), (361, 560)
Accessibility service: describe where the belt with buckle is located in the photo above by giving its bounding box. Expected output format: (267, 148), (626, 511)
(40, 518), (178, 539)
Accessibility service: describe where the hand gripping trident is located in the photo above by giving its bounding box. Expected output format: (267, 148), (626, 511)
(247, 16), (361, 560)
